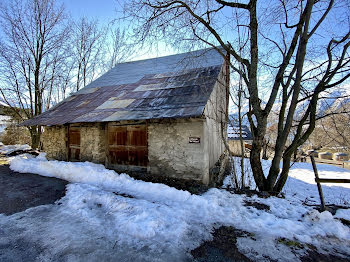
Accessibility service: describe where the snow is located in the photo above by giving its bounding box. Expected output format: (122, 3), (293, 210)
(223, 157), (350, 206)
(335, 209), (350, 221)
(0, 144), (31, 154)
(3, 154), (350, 260)
(0, 115), (11, 133)
(10, 153), (194, 205)
(285, 162), (350, 206)
(0, 115), (11, 132)
(0, 115), (11, 122)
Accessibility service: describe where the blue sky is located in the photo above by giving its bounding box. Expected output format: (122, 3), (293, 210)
(61, 0), (119, 22)
(57, 1), (350, 62)
(61, 0), (174, 59)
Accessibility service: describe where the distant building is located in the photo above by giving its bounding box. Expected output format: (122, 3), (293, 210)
(0, 100), (11, 134)
(21, 48), (230, 185)
(227, 123), (253, 156)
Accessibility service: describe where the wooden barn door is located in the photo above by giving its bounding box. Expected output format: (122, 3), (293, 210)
(107, 124), (148, 167)
(68, 126), (81, 161)
(127, 125), (148, 166)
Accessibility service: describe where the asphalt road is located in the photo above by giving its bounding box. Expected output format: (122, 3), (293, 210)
(0, 164), (67, 215)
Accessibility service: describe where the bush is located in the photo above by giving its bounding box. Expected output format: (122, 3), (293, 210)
(1, 123), (31, 145)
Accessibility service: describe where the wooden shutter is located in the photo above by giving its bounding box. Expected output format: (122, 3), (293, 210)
(107, 124), (148, 167)
(108, 126), (128, 165)
(127, 125), (148, 166)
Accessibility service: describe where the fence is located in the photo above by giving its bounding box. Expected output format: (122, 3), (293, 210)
(310, 155), (350, 211)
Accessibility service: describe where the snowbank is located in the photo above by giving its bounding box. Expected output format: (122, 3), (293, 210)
(10, 153), (195, 205)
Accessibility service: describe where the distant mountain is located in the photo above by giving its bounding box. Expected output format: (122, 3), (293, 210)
(293, 88), (350, 119)
(0, 99), (8, 107)
(229, 100), (250, 126)
(228, 87), (349, 126)
(316, 88), (350, 115)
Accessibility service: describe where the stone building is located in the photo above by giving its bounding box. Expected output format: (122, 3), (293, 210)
(22, 48), (229, 185)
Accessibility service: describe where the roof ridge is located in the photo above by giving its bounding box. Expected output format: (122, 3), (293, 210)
(110, 46), (223, 68)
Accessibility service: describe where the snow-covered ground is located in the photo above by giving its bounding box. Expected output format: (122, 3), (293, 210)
(0, 115), (12, 133)
(0, 144), (31, 155)
(224, 157), (350, 206)
(1, 154), (350, 261)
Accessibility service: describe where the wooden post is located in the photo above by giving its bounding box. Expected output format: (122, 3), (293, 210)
(310, 155), (326, 211)
(225, 48), (230, 125)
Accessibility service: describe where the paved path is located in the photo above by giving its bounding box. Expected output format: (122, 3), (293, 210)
(0, 164), (67, 215)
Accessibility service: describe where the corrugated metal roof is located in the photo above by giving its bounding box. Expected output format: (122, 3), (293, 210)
(228, 124), (253, 141)
(22, 48), (225, 126)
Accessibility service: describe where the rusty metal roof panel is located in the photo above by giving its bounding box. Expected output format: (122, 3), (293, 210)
(81, 47), (224, 89)
(21, 47), (225, 126)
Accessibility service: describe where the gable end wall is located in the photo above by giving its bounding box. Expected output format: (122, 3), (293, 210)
(203, 65), (227, 170)
(148, 118), (208, 183)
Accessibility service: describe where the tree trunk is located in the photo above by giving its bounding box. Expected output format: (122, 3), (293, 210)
(30, 126), (41, 149)
(273, 155), (292, 193)
(262, 139), (269, 160)
(249, 135), (266, 191)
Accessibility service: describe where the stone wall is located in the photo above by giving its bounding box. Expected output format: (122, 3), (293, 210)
(41, 126), (67, 160)
(79, 123), (106, 164)
(41, 117), (225, 185)
(41, 123), (106, 163)
(148, 118), (208, 183)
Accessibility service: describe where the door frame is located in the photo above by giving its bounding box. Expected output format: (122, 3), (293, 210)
(67, 124), (81, 161)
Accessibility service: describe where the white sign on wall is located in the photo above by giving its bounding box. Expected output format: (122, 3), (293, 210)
(189, 137), (200, 143)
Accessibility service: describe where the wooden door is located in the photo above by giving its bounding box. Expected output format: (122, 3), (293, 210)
(108, 124), (148, 167)
(127, 125), (148, 166)
(68, 127), (81, 161)
(108, 126), (128, 165)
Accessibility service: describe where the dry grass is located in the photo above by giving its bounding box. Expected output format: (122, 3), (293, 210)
(0, 157), (9, 165)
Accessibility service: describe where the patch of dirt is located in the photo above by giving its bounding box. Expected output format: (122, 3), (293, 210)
(244, 200), (270, 211)
(190, 226), (252, 262)
(0, 164), (67, 215)
(338, 218), (350, 226)
(5, 149), (39, 157)
(277, 237), (305, 249)
(113, 192), (134, 199)
(301, 246), (350, 262)
(308, 204), (350, 215)
(225, 187), (281, 199)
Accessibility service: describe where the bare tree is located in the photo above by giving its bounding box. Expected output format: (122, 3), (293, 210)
(308, 101), (350, 152)
(72, 17), (105, 91)
(0, 0), (69, 148)
(125, 0), (350, 193)
(105, 26), (134, 70)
